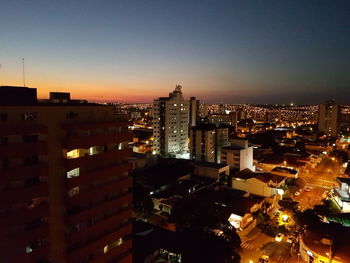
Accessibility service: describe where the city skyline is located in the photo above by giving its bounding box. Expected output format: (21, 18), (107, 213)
(1, 0), (350, 104)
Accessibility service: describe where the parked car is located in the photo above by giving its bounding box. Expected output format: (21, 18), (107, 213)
(287, 237), (293, 243)
(305, 187), (311, 192)
(294, 190), (301, 196)
(258, 255), (269, 263)
(275, 233), (284, 242)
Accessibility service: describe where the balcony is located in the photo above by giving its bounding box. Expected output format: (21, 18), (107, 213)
(67, 207), (132, 246)
(63, 120), (130, 130)
(0, 123), (47, 136)
(89, 239), (132, 263)
(1, 224), (49, 249)
(66, 192), (132, 225)
(9, 246), (49, 263)
(67, 177), (132, 208)
(65, 132), (132, 151)
(67, 223), (132, 263)
(0, 182), (48, 206)
(67, 162), (131, 190)
(0, 141), (47, 159)
(0, 203), (48, 225)
(64, 149), (131, 170)
(0, 162), (48, 184)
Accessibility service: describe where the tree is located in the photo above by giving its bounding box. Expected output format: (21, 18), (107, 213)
(133, 184), (154, 220)
(278, 197), (299, 212)
(293, 209), (320, 228)
(171, 196), (241, 263)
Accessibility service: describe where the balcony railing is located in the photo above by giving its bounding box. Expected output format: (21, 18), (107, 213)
(0, 141), (47, 159)
(65, 132), (132, 151)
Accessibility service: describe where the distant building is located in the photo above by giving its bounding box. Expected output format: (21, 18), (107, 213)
(189, 96), (199, 128)
(333, 177), (350, 213)
(221, 139), (255, 171)
(208, 113), (235, 127)
(189, 124), (229, 163)
(0, 86), (133, 263)
(199, 103), (208, 118)
(0, 85), (37, 105)
(319, 101), (339, 137)
(231, 169), (286, 198)
(152, 85), (189, 158)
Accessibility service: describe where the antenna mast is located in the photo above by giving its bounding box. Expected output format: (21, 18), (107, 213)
(22, 58), (26, 87)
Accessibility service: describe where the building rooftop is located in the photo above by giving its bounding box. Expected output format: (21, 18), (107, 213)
(233, 169), (286, 184)
(302, 223), (350, 262)
(194, 162), (228, 169)
(133, 221), (183, 263)
(271, 166), (298, 175)
(222, 145), (245, 151)
(132, 158), (193, 189)
(191, 124), (217, 131)
(194, 187), (264, 217)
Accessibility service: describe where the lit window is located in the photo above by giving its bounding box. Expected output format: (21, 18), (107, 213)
(68, 187), (79, 197)
(103, 237), (123, 254)
(25, 246), (33, 254)
(67, 149), (80, 159)
(67, 168), (80, 178)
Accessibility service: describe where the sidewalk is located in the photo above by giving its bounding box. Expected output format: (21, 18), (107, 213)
(240, 227), (262, 242)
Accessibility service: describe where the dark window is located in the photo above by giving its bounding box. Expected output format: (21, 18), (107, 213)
(23, 134), (38, 143)
(24, 176), (40, 187)
(0, 137), (8, 145)
(0, 113), (8, 121)
(24, 156), (39, 166)
(1, 159), (10, 169)
(66, 112), (79, 119)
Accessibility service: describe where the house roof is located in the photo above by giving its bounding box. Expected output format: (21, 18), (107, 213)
(255, 173), (286, 184)
(194, 162), (228, 170)
(233, 169), (286, 184)
(194, 187), (264, 217)
(133, 221), (183, 262)
(222, 145), (245, 151)
(271, 166), (298, 175)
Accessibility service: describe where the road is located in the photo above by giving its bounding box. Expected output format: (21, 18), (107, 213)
(294, 157), (340, 209)
(239, 157), (343, 263)
(239, 232), (299, 263)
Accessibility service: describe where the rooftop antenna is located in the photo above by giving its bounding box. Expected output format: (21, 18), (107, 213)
(22, 58), (26, 87)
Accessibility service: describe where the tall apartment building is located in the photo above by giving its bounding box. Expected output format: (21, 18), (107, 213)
(189, 124), (229, 163)
(319, 101), (339, 137)
(152, 85), (189, 158)
(189, 96), (199, 128)
(221, 139), (255, 171)
(0, 86), (133, 263)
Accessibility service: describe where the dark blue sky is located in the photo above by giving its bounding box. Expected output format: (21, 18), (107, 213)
(1, 0), (349, 104)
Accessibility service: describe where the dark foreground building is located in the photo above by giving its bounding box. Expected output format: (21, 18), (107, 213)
(0, 86), (133, 263)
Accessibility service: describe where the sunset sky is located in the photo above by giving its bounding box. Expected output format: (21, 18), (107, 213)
(1, 0), (349, 104)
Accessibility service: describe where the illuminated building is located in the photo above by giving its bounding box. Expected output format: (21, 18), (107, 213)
(189, 96), (199, 128)
(221, 139), (254, 170)
(0, 86), (132, 263)
(152, 85), (189, 158)
(189, 125), (229, 163)
(319, 101), (339, 137)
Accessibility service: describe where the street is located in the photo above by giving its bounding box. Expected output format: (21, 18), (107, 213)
(295, 156), (340, 209)
(239, 157), (343, 263)
(239, 232), (299, 263)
